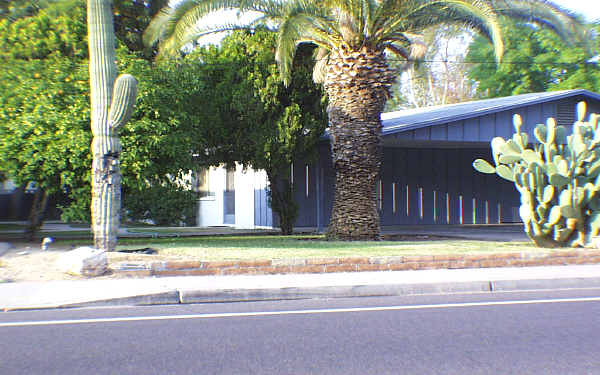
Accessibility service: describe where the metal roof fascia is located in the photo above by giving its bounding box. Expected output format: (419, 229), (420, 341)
(381, 89), (600, 136)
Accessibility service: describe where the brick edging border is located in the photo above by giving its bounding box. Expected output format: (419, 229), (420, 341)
(113, 250), (600, 277)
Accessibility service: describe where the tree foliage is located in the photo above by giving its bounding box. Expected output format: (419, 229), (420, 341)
(467, 19), (600, 98)
(386, 25), (477, 111)
(0, 1), (200, 227)
(183, 29), (328, 234)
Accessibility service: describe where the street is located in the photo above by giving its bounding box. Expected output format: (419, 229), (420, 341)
(1, 289), (600, 374)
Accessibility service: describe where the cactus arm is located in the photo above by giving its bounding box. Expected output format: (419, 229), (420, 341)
(109, 74), (137, 130)
(87, 0), (137, 252)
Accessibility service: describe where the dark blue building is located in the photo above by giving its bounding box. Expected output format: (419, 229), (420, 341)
(283, 89), (600, 230)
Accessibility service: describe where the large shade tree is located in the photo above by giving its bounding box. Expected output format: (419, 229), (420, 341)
(144, 0), (586, 240)
(467, 18), (599, 98)
(0, 0), (202, 240)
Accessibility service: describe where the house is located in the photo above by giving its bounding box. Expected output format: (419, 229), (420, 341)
(194, 165), (274, 229)
(196, 89), (600, 230)
(4, 89), (600, 228)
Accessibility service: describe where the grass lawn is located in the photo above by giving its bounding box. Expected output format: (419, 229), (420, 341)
(107, 235), (546, 261)
(4, 227), (552, 261)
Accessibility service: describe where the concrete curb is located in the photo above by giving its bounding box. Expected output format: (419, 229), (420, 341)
(52, 276), (600, 309)
(5, 265), (600, 311)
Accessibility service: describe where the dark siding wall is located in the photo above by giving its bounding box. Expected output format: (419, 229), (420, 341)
(584, 99), (600, 117)
(254, 189), (273, 227)
(296, 146), (521, 228)
(292, 96), (600, 228)
(291, 161), (318, 227)
(0, 190), (60, 221)
(0, 191), (34, 220)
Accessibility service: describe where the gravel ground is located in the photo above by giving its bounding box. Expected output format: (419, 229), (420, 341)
(0, 242), (180, 282)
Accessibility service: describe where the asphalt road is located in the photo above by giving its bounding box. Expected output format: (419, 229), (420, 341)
(1, 289), (600, 374)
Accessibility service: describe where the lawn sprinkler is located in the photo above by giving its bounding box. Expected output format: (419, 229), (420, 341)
(41, 237), (54, 251)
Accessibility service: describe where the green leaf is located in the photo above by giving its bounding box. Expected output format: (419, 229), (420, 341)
(526, 172), (536, 191)
(542, 185), (554, 204)
(546, 118), (556, 144)
(496, 165), (514, 182)
(534, 124), (547, 144)
(473, 159), (495, 174)
(587, 160), (600, 178)
(577, 101), (587, 122)
(536, 205), (546, 219)
(559, 190), (572, 206)
(548, 205), (562, 225)
(519, 204), (531, 223)
(503, 139), (523, 154)
(522, 149), (541, 164)
(555, 127), (567, 145)
(549, 173), (569, 188)
(498, 154), (522, 164)
(589, 212), (600, 232)
(560, 205), (579, 219)
(554, 227), (572, 243)
(557, 159), (569, 176)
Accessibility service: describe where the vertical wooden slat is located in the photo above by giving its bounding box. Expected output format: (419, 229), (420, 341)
(473, 149), (488, 224)
(464, 118), (479, 142)
(419, 149), (435, 224)
(434, 149), (449, 224)
(447, 149), (461, 224)
(407, 149), (420, 224)
(447, 120), (464, 141)
(396, 148), (408, 225)
(460, 148), (474, 224)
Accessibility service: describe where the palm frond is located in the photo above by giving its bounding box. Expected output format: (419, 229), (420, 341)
(143, 5), (174, 48)
(382, 0), (504, 62)
(492, 0), (588, 46)
(276, 10), (313, 85)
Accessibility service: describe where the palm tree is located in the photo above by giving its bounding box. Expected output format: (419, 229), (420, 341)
(144, 0), (586, 240)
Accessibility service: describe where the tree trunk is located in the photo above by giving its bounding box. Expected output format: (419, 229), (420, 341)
(87, 0), (137, 251)
(324, 46), (395, 241)
(24, 187), (49, 242)
(266, 171), (297, 235)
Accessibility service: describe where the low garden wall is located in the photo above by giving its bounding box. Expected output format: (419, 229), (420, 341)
(113, 250), (600, 277)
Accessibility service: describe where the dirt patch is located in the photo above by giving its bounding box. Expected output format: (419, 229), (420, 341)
(0, 234), (485, 282)
(0, 242), (185, 283)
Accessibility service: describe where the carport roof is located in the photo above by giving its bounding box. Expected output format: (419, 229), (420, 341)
(381, 89), (600, 135)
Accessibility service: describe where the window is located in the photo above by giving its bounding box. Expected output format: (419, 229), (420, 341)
(193, 168), (215, 200)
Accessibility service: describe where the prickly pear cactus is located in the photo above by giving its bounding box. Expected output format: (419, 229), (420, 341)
(87, 0), (137, 252)
(474, 102), (600, 248)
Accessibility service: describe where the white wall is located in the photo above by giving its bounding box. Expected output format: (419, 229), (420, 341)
(234, 165), (256, 229)
(196, 164), (271, 229)
(197, 167), (225, 227)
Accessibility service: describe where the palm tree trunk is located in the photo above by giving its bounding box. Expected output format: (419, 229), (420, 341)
(324, 46), (395, 240)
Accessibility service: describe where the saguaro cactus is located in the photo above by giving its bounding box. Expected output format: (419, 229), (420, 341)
(474, 102), (600, 248)
(87, 0), (137, 251)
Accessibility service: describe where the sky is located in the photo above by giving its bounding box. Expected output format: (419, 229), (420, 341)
(548, 0), (600, 22)
(191, 0), (600, 47)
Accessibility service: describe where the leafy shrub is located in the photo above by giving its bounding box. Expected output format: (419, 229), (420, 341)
(474, 102), (600, 247)
(123, 184), (197, 226)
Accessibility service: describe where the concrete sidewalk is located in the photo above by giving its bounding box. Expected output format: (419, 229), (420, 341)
(2, 264), (600, 311)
